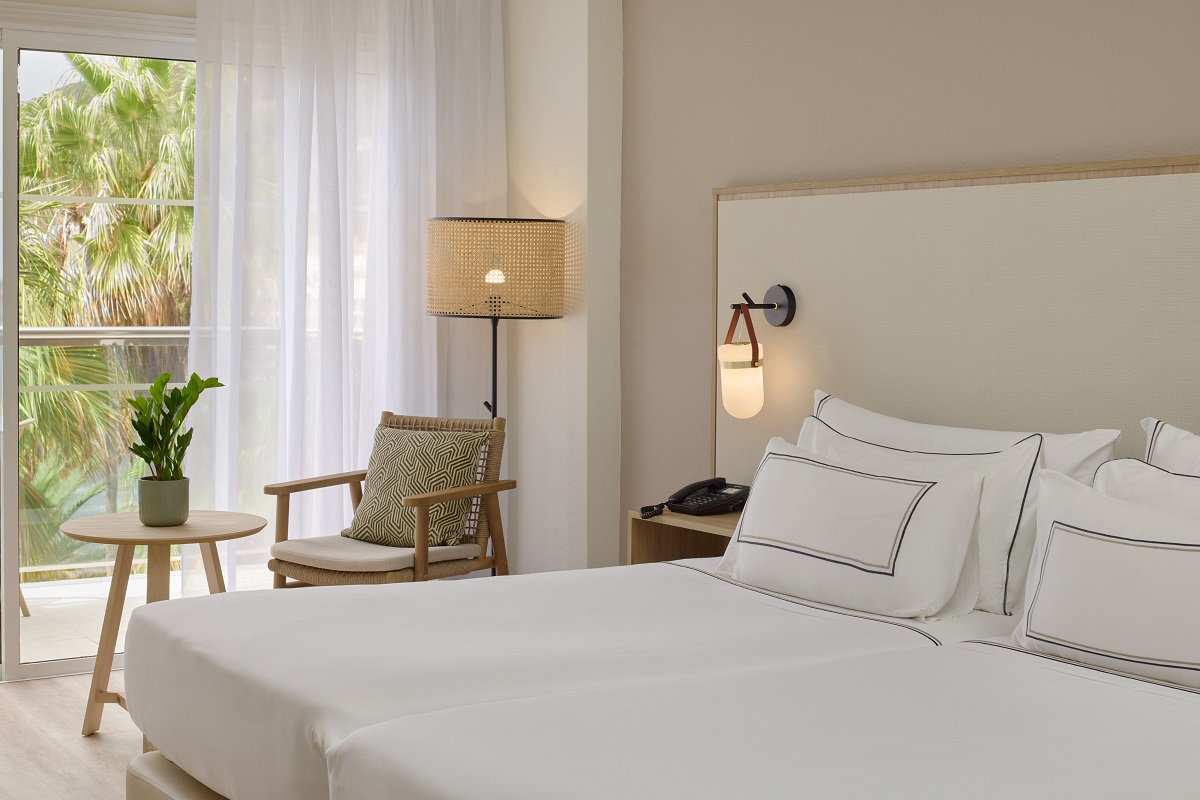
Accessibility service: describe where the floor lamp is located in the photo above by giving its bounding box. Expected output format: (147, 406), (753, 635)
(426, 217), (565, 418)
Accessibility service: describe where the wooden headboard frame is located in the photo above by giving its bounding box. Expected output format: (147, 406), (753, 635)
(712, 155), (1200, 479)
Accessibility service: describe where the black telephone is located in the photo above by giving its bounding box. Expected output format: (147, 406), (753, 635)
(640, 477), (750, 519)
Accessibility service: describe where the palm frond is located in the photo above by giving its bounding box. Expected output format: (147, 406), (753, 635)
(65, 53), (116, 96)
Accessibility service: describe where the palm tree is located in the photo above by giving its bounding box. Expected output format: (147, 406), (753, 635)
(19, 55), (195, 326)
(15, 54), (195, 575)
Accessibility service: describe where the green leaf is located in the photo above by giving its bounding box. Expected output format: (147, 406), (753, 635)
(150, 372), (170, 405)
(126, 371), (221, 478)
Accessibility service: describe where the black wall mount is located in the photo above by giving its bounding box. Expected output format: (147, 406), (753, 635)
(728, 284), (795, 327)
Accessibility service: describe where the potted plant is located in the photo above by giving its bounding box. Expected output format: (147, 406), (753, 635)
(128, 372), (223, 527)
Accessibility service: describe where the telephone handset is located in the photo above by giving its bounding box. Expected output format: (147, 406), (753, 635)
(640, 477), (750, 519)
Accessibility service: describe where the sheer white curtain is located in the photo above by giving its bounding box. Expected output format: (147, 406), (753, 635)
(187, 0), (507, 589)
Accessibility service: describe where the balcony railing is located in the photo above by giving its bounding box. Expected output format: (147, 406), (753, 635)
(18, 326), (190, 393)
(19, 326), (190, 346)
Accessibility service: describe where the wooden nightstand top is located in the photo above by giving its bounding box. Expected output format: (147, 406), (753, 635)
(626, 508), (741, 539)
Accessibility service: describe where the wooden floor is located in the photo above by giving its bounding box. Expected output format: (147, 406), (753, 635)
(0, 671), (136, 800)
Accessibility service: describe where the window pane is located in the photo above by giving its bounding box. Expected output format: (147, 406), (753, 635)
(19, 200), (193, 326)
(19, 52), (195, 202)
(17, 50), (195, 665)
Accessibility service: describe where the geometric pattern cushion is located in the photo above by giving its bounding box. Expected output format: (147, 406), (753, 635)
(341, 426), (491, 547)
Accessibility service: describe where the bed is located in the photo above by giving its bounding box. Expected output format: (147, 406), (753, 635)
(125, 154), (1200, 800)
(325, 638), (1200, 800)
(123, 558), (1013, 800)
(324, 446), (1200, 799)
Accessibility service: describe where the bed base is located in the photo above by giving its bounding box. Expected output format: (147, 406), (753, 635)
(127, 753), (229, 800)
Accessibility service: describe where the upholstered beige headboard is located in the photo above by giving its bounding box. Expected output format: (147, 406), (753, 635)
(713, 156), (1200, 483)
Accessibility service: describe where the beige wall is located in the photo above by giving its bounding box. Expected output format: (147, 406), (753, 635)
(620, 0), (1200, 559)
(585, 0), (623, 569)
(33, 0), (195, 16)
(504, 0), (622, 573)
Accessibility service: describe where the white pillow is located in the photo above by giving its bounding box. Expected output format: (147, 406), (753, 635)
(813, 391), (1119, 485)
(1141, 418), (1200, 476)
(717, 438), (982, 620)
(1014, 470), (1200, 691)
(799, 416), (1041, 615)
(1095, 458), (1200, 517)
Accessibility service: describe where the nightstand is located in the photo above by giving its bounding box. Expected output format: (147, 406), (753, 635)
(625, 509), (740, 565)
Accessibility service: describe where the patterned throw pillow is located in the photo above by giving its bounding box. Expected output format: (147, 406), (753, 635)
(342, 427), (491, 548)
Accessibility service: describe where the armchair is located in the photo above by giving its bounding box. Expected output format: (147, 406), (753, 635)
(264, 413), (512, 587)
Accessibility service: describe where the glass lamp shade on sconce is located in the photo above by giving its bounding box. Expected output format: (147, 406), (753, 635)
(717, 285), (793, 420)
(718, 341), (765, 419)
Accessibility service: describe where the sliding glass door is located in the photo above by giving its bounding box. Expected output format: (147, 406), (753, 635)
(0, 24), (195, 681)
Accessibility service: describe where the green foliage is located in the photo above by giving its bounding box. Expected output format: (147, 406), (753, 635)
(19, 55), (195, 327)
(10, 54), (196, 572)
(17, 54), (197, 467)
(128, 372), (222, 481)
(19, 345), (129, 467)
(18, 448), (107, 569)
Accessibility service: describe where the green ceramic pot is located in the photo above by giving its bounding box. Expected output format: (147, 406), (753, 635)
(138, 477), (190, 527)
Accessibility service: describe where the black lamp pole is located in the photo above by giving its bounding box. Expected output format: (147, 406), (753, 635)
(484, 316), (499, 419)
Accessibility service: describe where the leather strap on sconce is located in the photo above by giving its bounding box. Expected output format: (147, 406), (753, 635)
(723, 303), (761, 366)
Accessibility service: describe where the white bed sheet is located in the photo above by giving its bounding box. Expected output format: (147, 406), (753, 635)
(124, 559), (1011, 800)
(328, 638), (1200, 800)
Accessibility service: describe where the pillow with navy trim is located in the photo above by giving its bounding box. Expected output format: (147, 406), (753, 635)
(342, 426), (491, 548)
(799, 416), (1041, 616)
(1141, 418), (1200, 476)
(812, 391), (1118, 485)
(1014, 470), (1200, 691)
(1095, 458), (1200, 517)
(717, 438), (982, 620)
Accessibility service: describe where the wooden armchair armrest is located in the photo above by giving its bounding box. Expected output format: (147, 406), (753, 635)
(265, 470), (369, 589)
(401, 480), (517, 508)
(405, 480), (516, 581)
(264, 470), (369, 496)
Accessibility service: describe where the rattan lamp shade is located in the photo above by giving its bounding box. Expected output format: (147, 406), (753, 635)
(427, 217), (565, 319)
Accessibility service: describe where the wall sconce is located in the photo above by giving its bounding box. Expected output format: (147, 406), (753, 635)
(718, 284), (795, 419)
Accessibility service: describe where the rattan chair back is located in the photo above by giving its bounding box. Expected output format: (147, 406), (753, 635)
(377, 412), (506, 551)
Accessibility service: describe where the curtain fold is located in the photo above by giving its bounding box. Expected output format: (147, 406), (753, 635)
(187, 0), (507, 591)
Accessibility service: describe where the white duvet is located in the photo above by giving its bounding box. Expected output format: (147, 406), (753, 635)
(124, 559), (1010, 800)
(328, 639), (1200, 800)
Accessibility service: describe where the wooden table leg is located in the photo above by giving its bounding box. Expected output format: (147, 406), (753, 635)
(82, 544), (134, 736)
(145, 544), (172, 604)
(199, 541), (226, 594)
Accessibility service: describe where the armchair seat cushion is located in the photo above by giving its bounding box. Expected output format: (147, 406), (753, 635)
(271, 535), (481, 573)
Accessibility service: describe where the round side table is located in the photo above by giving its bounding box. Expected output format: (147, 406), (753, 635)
(60, 510), (267, 735)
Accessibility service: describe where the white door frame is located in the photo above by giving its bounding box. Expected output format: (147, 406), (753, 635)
(0, 5), (195, 682)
